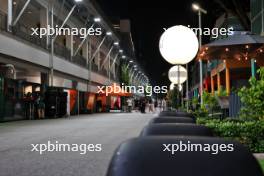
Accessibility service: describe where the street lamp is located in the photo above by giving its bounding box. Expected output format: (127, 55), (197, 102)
(192, 2), (207, 105)
(159, 25), (199, 111)
(192, 3), (207, 15)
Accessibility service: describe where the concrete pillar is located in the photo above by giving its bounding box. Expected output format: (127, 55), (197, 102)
(217, 72), (221, 95)
(225, 67), (230, 95)
(7, 0), (12, 32)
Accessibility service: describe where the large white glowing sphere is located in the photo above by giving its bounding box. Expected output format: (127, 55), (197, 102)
(168, 65), (187, 84)
(159, 25), (199, 64)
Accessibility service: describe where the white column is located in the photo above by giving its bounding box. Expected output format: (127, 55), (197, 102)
(7, 0), (12, 32)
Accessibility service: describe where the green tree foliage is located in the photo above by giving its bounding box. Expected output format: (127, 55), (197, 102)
(192, 91), (218, 118)
(197, 118), (264, 153)
(202, 91), (218, 112)
(121, 65), (130, 85)
(167, 87), (180, 109)
(238, 68), (264, 120)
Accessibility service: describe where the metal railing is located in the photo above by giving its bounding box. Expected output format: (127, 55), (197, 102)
(12, 23), (47, 50)
(54, 43), (71, 61)
(91, 62), (98, 72)
(72, 54), (87, 67)
(0, 12), (115, 80)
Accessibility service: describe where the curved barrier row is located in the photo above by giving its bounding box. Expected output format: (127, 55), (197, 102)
(140, 123), (213, 137)
(106, 111), (263, 176)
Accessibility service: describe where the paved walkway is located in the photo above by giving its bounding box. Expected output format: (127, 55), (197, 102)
(0, 113), (154, 176)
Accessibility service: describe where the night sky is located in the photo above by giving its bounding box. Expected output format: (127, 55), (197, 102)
(96, 0), (224, 86)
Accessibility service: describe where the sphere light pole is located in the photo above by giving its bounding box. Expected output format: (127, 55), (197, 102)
(159, 25), (199, 65)
(192, 3), (207, 105)
(159, 25), (199, 110)
(168, 65), (187, 84)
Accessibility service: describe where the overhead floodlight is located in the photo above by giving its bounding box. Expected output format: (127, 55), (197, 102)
(114, 42), (119, 46)
(192, 3), (207, 14)
(106, 31), (112, 36)
(192, 3), (200, 11)
(94, 17), (101, 22)
(119, 49), (123, 53)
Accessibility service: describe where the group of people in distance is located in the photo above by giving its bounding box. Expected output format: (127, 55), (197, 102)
(126, 97), (167, 113)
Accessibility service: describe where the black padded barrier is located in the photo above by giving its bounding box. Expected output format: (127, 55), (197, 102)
(106, 136), (263, 176)
(140, 123), (213, 137)
(150, 117), (195, 124)
(159, 111), (195, 118)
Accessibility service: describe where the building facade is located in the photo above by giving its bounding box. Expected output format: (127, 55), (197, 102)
(0, 0), (132, 120)
(188, 0), (264, 117)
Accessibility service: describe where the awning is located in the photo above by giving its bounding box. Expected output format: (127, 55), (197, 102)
(206, 33), (264, 46)
(198, 33), (264, 61)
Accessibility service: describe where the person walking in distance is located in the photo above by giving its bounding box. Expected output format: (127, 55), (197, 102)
(161, 98), (167, 111)
(127, 98), (133, 113)
(148, 98), (153, 113)
(36, 95), (45, 119)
